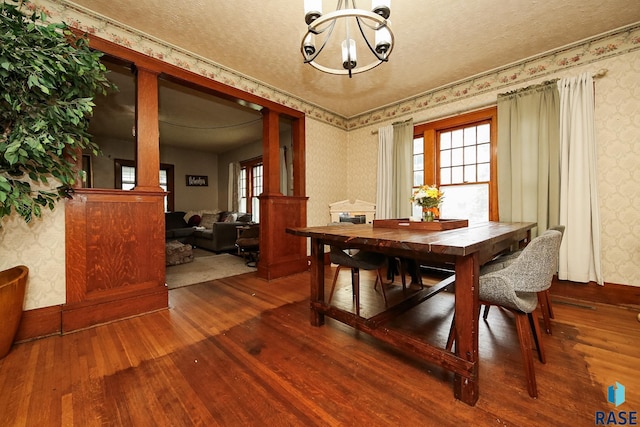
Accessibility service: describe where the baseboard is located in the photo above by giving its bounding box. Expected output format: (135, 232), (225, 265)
(15, 305), (62, 342)
(62, 289), (168, 333)
(550, 278), (640, 308)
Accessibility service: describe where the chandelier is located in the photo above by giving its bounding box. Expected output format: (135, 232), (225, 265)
(301, 0), (394, 78)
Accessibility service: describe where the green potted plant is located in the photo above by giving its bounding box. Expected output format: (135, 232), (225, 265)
(1, 0), (112, 225)
(0, 0), (111, 355)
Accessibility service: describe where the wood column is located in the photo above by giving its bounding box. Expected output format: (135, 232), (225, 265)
(261, 108), (283, 196)
(134, 67), (162, 191)
(258, 110), (308, 279)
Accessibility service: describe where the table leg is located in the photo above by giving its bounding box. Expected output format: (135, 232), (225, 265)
(310, 238), (325, 327)
(453, 253), (480, 406)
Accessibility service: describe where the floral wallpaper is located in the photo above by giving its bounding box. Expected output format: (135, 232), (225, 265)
(0, 208), (66, 310)
(305, 119), (349, 227)
(346, 51), (640, 287)
(2, 0), (637, 314)
(593, 51), (640, 287)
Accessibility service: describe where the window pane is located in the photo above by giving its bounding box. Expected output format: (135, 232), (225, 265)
(463, 127), (476, 146)
(413, 153), (423, 170)
(413, 170), (424, 187)
(440, 183), (489, 224)
(440, 150), (451, 167)
(477, 123), (490, 143)
(451, 166), (464, 184)
(451, 129), (463, 148)
(253, 164), (263, 194)
(240, 168), (247, 198)
(451, 148), (463, 166)
(478, 163), (490, 181)
(440, 167), (451, 185)
(464, 164), (476, 182)
(464, 146), (476, 164)
(122, 166), (135, 183)
(251, 197), (260, 222)
(122, 183), (135, 191)
(440, 132), (451, 150)
(477, 143), (490, 163)
(159, 170), (167, 185)
(412, 203), (422, 220)
(413, 137), (424, 154)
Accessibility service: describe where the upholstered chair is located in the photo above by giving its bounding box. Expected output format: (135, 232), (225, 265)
(480, 225), (565, 334)
(235, 224), (260, 267)
(327, 246), (388, 316)
(447, 230), (563, 398)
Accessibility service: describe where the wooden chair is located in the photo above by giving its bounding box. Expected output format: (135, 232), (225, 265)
(327, 246), (387, 316)
(447, 230), (563, 398)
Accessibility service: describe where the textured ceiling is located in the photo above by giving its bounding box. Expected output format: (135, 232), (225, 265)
(76, 0), (640, 150)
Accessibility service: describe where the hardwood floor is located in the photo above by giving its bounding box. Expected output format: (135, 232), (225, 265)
(1, 268), (638, 426)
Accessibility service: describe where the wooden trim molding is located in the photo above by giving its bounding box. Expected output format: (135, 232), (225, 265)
(14, 305), (62, 342)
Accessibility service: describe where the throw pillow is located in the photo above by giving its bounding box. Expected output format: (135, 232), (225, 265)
(187, 214), (201, 226)
(223, 212), (237, 223)
(237, 212), (252, 223)
(200, 213), (217, 229)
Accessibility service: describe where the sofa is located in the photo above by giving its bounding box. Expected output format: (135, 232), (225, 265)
(165, 210), (253, 253)
(165, 211), (195, 243)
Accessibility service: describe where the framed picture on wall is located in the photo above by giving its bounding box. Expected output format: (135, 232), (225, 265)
(186, 175), (208, 186)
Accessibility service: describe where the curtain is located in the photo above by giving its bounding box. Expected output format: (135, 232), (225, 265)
(392, 119), (414, 218)
(228, 161), (240, 211)
(376, 125), (394, 219)
(497, 82), (560, 235)
(557, 73), (603, 285)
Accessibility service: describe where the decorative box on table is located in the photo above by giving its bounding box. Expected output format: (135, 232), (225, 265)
(373, 218), (468, 231)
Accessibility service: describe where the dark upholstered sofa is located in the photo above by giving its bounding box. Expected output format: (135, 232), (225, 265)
(165, 211), (253, 253)
(165, 211), (195, 243)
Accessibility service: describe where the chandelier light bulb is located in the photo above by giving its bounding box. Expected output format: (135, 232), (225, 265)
(304, 0), (323, 24)
(303, 33), (316, 56)
(375, 21), (391, 54)
(372, 0), (391, 19)
(342, 38), (357, 70)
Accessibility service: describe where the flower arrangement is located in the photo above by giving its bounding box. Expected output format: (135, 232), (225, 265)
(410, 184), (444, 221)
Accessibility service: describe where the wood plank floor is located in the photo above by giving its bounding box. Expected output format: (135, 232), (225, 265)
(1, 268), (638, 426)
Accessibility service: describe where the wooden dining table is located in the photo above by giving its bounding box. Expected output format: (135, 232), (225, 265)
(287, 220), (535, 406)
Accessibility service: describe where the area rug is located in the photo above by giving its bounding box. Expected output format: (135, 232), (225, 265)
(166, 253), (256, 289)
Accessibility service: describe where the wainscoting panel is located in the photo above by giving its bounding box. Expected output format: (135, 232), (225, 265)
(64, 189), (168, 332)
(258, 195), (309, 280)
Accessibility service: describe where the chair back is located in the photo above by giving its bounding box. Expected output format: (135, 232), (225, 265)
(497, 230), (562, 293)
(238, 224), (259, 239)
(329, 246), (355, 265)
(547, 225), (565, 236)
(543, 225), (565, 272)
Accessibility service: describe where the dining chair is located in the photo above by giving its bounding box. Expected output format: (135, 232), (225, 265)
(480, 225), (565, 334)
(446, 230), (563, 398)
(327, 246), (388, 316)
(235, 224), (260, 267)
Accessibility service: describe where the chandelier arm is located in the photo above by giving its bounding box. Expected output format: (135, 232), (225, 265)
(354, 16), (388, 62)
(301, 19), (337, 64)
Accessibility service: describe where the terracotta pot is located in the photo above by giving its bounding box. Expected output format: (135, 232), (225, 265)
(0, 265), (28, 359)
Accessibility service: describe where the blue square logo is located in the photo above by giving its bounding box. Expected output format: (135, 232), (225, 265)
(608, 382), (626, 407)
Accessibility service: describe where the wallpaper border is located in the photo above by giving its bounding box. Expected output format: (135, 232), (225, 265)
(36, 1), (640, 132)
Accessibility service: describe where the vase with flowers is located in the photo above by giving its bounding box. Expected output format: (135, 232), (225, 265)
(410, 184), (444, 222)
